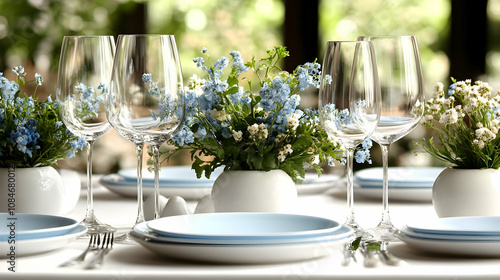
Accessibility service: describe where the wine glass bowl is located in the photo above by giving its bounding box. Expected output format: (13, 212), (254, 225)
(319, 41), (381, 234)
(358, 35), (425, 241)
(108, 34), (185, 223)
(57, 35), (116, 233)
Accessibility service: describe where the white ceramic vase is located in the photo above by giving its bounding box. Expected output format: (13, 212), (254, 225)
(432, 167), (500, 217)
(211, 169), (298, 213)
(0, 166), (80, 215)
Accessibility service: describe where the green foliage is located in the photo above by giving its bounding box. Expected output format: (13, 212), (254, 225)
(0, 67), (84, 167)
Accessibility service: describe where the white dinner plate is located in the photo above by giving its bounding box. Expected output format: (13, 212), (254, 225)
(297, 173), (340, 195)
(398, 232), (500, 257)
(353, 184), (432, 202)
(118, 166), (223, 184)
(0, 225), (87, 257)
(134, 222), (352, 245)
(146, 213), (342, 240)
(131, 231), (351, 263)
(0, 213), (79, 241)
(400, 226), (500, 241)
(406, 216), (500, 236)
(354, 167), (444, 188)
(99, 174), (212, 200)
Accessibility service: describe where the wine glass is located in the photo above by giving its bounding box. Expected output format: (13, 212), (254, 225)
(57, 35), (116, 233)
(107, 34), (185, 225)
(358, 35), (425, 241)
(319, 41), (381, 235)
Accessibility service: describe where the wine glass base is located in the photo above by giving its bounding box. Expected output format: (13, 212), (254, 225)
(114, 231), (138, 245)
(366, 224), (401, 242)
(344, 221), (373, 239)
(80, 219), (117, 235)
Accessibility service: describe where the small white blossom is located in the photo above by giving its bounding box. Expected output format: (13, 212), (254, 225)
(231, 129), (243, 142)
(286, 112), (300, 131)
(439, 108), (458, 125)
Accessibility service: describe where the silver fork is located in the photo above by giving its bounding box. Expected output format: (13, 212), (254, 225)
(85, 232), (114, 269)
(60, 233), (100, 267)
(378, 241), (402, 266)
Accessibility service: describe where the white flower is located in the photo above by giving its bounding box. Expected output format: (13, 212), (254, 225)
(435, 82), (444, 93)
(247, 123), (268, 140)
(231, 129), (243, 142)
(278, 144), (293, 162)
(286, 112), (300, 131)
(210, 108), (228, 121)
(473, 139), (485, 149)
(439, 108), (458, 125)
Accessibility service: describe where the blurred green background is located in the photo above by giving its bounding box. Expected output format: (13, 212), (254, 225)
(0, 0), (497, 174)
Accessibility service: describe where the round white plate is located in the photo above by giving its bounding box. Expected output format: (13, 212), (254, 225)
(354, 167), (444, 188)
(400, 227), (500, 241)
(296, 173), (340, 195)
(0, 225), (87, 257)
(131, 231), (351, 263)
(99, 174), (212, 200)
(398, 233), (500, 257)
(134, 222), (352, 245)
(146, 213), (342, 240)
(353, 183), (432, 202)
(118, 166), (222, 184)
(406, 216), (500, 236)
(0, 213), (79, 241)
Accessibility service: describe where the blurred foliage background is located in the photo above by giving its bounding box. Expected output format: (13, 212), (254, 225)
(1, 0), (498, 173)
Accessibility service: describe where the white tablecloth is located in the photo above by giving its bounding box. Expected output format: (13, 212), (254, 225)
(1, 176), (498, 280)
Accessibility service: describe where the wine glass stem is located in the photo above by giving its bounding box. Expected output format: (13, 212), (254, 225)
(151, 144), (161, 219)
(83, 140), (97, 224)
(135, 143), (145, 224)
(380, 143), (392, 225)
(345, 147), (357, 226)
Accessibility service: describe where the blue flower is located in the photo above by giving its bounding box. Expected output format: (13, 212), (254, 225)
(229, 51), (248, 75)
(448, 83), (457, 96)
(12, 66), (26, 77)
(201, 47), (207, 53)
(9, 118), (40, 158)
(172, 125), (195, 146)
(355, 149), (372, 164)
(361, 138), (372, 149)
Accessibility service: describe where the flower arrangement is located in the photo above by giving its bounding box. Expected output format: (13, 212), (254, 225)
(0, 66), (85, 168)
(157, 46), (372, 182)
(417, 78), (500, 169)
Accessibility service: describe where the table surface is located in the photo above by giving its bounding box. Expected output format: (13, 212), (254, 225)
(1, 174), (499, 280)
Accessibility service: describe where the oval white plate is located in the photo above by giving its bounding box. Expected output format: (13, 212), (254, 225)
(134, 222), (352, 245)
(99, 174), (212, 200)
(406, 216), (500, 236)
(0, 225), (87, 257)
(398, 232), (500, 257)
(400, 226), (500, 241)
(353, 184), (432, 202)
(146, 213), (341, 240)
(118, 166), (222, 184)
(131, 231), (351, 263)
(0, 213), (79, 241)
(354, 167), (444, 188)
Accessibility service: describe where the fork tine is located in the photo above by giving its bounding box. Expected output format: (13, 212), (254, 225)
(59, 233), (99, 267)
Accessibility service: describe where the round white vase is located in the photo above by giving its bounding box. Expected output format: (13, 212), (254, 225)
(432, 168), (500, 217)
(0, 166), (78, 215)
(211, 169), (298, 213)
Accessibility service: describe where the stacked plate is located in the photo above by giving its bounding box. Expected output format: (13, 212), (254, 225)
(398, 216), (500, 257)
(99, 166), (223, 200)
(353, 167), (444, 202)
(100, 166), (342, 199)
(131, 213), (354, 263)
(0, 213), (87, 256)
